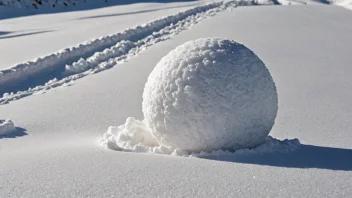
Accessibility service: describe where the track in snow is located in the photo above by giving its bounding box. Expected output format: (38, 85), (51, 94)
(0, 0), (274, 105)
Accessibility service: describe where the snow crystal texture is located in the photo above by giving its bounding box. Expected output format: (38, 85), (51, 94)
(0, 119), (15, 136)
(142, 38), (278, 152)
(102, 117), (300, 156)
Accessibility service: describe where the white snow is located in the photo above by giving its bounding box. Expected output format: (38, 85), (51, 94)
(274, 0), (352, 9)
(102, 116), (299, 156)
(335, 0), (352, 10)
(0, 119), (15, 136)
(142, 38), (278, 152)
(1, 2), (352, 198)
(0, 0), (242, 104)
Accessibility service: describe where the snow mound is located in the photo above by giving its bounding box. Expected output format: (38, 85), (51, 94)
(143, 38), (278, 152)
(102, 117), (300, 156)
(0, 119), (16, 136)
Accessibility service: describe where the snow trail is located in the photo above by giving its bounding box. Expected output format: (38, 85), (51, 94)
(0, 0), (273, 104)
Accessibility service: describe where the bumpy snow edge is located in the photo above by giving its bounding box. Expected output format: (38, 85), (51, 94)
(0, 119), (16, 136)
(0, 0), (274, 105)
(102, 117), (301, 157)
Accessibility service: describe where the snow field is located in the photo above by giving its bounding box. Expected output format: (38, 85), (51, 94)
(0, 0), (274, 105)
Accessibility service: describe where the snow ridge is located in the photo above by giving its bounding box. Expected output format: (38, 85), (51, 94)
(0, 0), (272, 105)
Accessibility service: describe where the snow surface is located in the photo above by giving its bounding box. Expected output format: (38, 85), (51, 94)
(0, 0), (246, 104)
(335, 0), (352, 10)
(0, 1), (206, 67)
(0, 119), (15, 135)
(1, 2), (352, 198)
(141, 38), (278, 152)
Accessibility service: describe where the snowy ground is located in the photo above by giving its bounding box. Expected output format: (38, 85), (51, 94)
(0, 1), (205, 68)
(1, 1), (352, 197)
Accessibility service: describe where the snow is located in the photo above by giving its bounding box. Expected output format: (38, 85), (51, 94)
(0, 119), (15, 136)
(0, 1), (206, 67)
(102, 116), (299, 156)
(335, 0), (352, 10)
(142, 38), (278, 152)
(0, 0), (242, 104)
(274, 0), (352, 9)
(1, 2), (352, 198)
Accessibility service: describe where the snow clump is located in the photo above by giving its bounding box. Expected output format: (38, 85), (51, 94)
(103, 38), (289, 155)
(0, 119), (16, 136)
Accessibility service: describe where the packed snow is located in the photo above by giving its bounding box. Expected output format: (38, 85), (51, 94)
(102, 117), (300, 156)
(102, 38), (288, 155)
(0, 119), (15, 136)
(143, 38), (278, 151)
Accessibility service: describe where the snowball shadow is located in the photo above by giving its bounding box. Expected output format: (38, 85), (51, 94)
(0, 127), (28, 139)
(202, 144), (352, 171)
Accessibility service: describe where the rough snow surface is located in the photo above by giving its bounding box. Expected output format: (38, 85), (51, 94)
(0, 0), (248, 104)
(335, 0), (352, 10)
(142, 38), (278, 152)
(102, 117), (300, 156)
(0, 119), (15, 136)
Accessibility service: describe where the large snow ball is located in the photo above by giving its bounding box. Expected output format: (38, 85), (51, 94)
(142, 38), (278, 152)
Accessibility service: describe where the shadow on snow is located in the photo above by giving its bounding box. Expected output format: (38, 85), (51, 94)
(0, 0), (196, 20)
(0, 30), (53, 39)
(76, 3), (199, 20)
(202, 144), (352, 171)
(0, 127), (27, 139)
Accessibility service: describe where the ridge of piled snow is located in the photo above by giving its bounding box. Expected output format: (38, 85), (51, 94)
(0, 119), (15, 136)
(0, 0), (274, 105)
(274, 0), (352, 7)
(142, 38), (278, 152)
(334, 0), (352, 10)
(102, 117), (300, 156)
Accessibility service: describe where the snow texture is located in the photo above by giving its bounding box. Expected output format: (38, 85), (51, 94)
(102, 117), (300, 156)
(103, 38), (279, 154)
(0, 119), (15, 136)
(335, 0), (352, 10)
(143, 38), (278, 152)
(2, 5), (352, 197)
(0, 0), (251, 104)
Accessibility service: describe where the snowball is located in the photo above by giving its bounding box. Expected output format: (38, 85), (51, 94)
(142, 38), (278, 152)
(0, 119), (16, 136)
